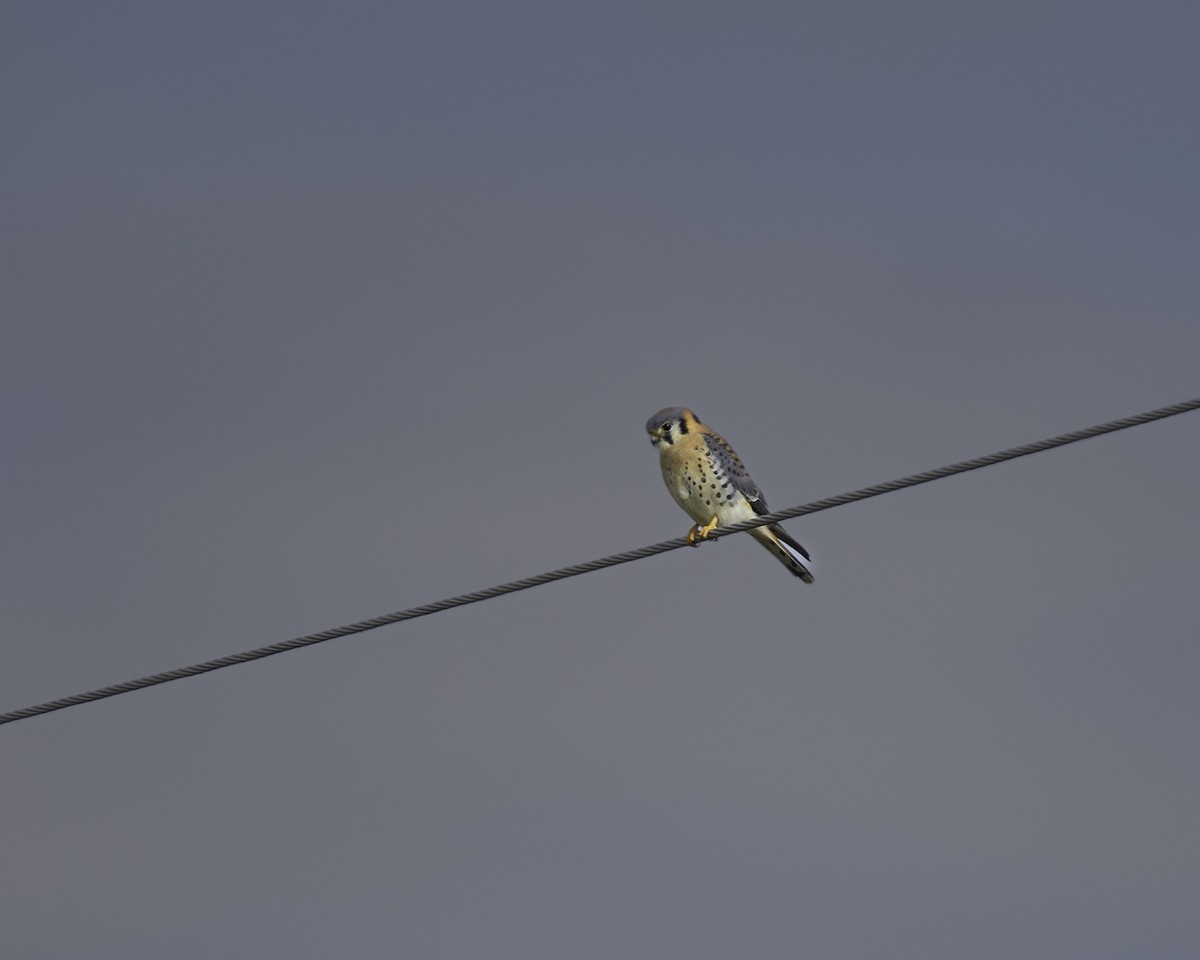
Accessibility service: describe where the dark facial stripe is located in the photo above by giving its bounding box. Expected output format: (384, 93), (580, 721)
(677, 417), (689, 435)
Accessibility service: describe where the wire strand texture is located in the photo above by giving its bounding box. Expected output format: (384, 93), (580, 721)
(3, 396), (1198, 727)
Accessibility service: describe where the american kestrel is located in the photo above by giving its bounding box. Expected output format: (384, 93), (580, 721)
(646, 407), (814, 583)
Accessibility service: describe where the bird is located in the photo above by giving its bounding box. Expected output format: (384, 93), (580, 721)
(646, 406), (814, 583)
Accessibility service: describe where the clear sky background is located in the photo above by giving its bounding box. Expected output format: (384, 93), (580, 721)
(4, 3), (1199, 958)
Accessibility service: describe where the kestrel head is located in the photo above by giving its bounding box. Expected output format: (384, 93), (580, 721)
(646, 406), (700, 446)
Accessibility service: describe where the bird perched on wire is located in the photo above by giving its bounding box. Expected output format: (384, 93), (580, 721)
(646, 407), (814, 583)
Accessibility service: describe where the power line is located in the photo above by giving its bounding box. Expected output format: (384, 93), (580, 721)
(3, 396), (1198, 728)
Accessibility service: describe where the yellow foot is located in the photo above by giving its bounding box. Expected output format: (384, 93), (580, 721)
(686, 516), (720, 546)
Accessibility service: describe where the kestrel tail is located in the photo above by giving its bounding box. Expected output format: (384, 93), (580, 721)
(646, 406), (814, 583)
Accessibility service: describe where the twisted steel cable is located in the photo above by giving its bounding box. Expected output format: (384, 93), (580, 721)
(3, 396), (1197, 727)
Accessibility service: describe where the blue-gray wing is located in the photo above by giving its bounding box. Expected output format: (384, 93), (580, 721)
(702, 432), (770, 513)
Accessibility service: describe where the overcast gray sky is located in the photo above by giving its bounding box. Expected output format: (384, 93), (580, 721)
(4, 3), (1199, 958)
